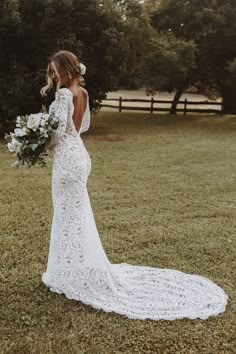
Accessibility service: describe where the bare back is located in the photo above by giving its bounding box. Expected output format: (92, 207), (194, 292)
(71, 86), (88, 132)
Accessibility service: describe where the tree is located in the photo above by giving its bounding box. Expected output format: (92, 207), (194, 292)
(147, 0), (236, 113)
(0, 0), (127, 136)
(110, 0), (157, 88)
(223, 58), (236, 113)
(142, 33), (196, 113)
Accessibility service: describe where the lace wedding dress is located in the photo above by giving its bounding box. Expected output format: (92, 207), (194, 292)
(42, 88), (228, 320)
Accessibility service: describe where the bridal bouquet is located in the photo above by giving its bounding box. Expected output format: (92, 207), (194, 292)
(4, 107), (58, 168)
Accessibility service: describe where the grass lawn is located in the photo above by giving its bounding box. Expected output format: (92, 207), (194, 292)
(0, 112), (236, 353)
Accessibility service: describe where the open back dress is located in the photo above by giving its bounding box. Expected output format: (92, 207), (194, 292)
(42, 88), (228, 320)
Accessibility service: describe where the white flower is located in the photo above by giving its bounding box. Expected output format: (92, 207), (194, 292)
(12, 137), (20, 146)
(42, 113), (49, 120)
(23, 127), (30, 135)
(40, 119), (46, 127)
(16, 116), (21, 123)
(40, 113), (49, 127)
(39, 127), (48, 137)
(14, 128), (26, 137)
(9, 137), (23, 153)
(27, 113), (42, 130)
(79, 62), (86, 75)
(7, 143), (15, 152)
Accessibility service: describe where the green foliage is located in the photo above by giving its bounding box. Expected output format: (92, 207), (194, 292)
(0, 0), (128, 136)
(112, 0), (157, 88)
(143, 34), (196, 93)
(148, 0), (236, 102)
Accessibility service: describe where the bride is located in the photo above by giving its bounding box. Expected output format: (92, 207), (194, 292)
(41, 50), (228, 320)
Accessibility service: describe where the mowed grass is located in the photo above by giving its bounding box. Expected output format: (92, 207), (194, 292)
(0, 112), (236, 354)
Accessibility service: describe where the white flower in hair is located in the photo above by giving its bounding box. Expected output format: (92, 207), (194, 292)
(78, 62), (86, 75)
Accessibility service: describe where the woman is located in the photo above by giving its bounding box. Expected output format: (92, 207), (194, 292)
(41, 50), (228, 320)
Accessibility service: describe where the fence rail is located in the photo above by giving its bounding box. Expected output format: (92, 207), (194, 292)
(101, 97), (223, 115)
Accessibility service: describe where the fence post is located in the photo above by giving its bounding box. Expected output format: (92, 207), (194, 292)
(119, 97), (122, 112)
(150, 97), (154, 114)
(184, 98), (187, 115)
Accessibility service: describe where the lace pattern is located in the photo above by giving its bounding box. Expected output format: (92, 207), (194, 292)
(42, 88), (228, 320)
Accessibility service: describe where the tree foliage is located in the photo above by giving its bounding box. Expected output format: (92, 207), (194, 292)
(143, 34), (196, 93)
(0, 0), (130, 135)
(1, 0), (236, 133)
(107, 0), (157, 88)
(147, 0), (236, 113)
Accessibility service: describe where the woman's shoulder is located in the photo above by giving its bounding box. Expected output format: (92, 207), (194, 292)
(55, 87), (88, 106)
(71, 86), (88, 99)
(56, 87), (73, 100)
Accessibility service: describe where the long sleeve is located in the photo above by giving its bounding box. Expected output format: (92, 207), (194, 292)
(48, 88), (71, 149)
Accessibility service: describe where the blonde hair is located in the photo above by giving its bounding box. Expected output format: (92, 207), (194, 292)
(40, 50), (81, 96)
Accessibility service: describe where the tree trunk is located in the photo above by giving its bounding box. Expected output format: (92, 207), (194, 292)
(170, 80), (188, 114)
(222, 84), (236, 114)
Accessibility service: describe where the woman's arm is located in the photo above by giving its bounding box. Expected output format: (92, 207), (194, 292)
(48, 88), (71, 149)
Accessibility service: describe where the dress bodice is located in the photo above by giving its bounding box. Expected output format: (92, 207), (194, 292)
(49, 87), (90, 141)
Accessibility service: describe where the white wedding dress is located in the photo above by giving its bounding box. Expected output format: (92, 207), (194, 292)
(42, 88), (228, 320)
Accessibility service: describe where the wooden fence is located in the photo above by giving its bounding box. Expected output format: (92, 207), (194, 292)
(101, 97), (224, 115)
